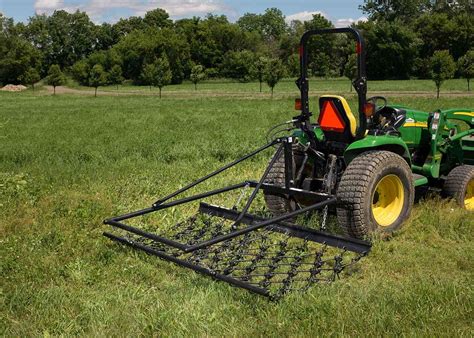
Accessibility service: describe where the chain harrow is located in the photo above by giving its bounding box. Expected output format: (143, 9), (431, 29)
(111, 210), (367, 300)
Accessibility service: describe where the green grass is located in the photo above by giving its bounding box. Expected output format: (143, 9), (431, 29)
(66, 77), (473, 95)
(1, 90), (473, 336)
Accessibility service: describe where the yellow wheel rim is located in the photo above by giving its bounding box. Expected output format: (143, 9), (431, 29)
(371, 174), (405, 227)
(465, 179), (474, 211)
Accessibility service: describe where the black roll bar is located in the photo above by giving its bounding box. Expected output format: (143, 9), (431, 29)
(296, 27), (368, 141)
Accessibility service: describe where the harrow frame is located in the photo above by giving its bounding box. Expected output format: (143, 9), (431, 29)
(104, 137), (371, 299)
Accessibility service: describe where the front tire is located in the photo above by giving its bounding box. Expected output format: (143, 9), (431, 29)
(337, 151), (414, 239)
(443, 165), (474, 210)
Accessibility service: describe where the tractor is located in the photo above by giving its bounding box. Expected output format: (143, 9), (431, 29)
(265, 28), (474, 239)
(103, 28), (473, 299)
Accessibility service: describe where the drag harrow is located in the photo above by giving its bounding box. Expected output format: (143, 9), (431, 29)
(104, 138), (371, 300)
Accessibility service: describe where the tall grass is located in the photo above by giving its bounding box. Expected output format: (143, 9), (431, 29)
(0, 92), (473, 336)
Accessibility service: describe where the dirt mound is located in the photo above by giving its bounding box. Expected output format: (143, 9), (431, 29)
(1, 84), (27, 92)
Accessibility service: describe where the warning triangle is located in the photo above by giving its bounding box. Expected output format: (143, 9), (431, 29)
(318, 100), (345, 132)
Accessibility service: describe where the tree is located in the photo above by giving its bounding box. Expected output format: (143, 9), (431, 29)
(356, 20), (420, 80)
(237, 13), (261, 33)
(264, 58), (286, 97)
(141, 57), (172, 97)
(260, 8), (286, 41)
(0, 15), (42, 85)
(430, 50), (456, 98)
(152, 56), (172, 98)
(220, 50), (255, 82)
(108, 65), (124, 90)
(360, 0), (432, 22)
(343, 54), (357, 92)
(39, 10), (96, 69)
(71, 60), (90, 86)
(141, 63), (156, 90)
(113, 27), (190, 84)
(309, 52), (331, 78)
(19, 67), (41, 91)
(190, 64), (206, 90)
(95, 22), (120, 51)
(45, 64), (65, 95)
(143, 8), (172, 29)
(237, 8), (286, 41)
(251, 56), (269, 92)
(89, 64), (108, 97)
(286, 54), (300, 77)
(458, 50), (474, 91)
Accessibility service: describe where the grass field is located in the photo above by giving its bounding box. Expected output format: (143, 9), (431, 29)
(66, 77), (472, 96)
(1, 84), (473, 336)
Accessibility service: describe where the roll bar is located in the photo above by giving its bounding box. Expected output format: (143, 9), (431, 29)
(296, 27), (368, 141)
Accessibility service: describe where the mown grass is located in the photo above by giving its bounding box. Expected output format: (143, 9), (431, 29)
(66, 77), (472, 95)
(1, 91), (473, 336)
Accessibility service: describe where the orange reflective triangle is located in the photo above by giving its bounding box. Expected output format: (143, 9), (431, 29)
(318, 100), (345, 132)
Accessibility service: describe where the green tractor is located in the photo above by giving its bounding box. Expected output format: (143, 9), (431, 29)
(264, 27), (474, 238)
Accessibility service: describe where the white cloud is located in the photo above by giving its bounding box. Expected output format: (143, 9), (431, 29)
(285, 10), (327, 23)
(33, 2), (367, 27)
(334, 16), (367, 28)
(131, 0), (227, 17)
(35, 0), (65, 13)
(34, 0), (228, 20)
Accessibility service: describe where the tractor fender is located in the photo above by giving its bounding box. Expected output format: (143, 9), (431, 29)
(344, 135), (411, 166)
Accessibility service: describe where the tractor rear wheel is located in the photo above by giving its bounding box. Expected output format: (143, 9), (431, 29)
(337, 150), (414, 239)
(443, 165), (474, 210)
(264, 144), (305, 216)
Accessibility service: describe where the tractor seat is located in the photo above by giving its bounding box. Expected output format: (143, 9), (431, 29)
(318, 95), (357, 143)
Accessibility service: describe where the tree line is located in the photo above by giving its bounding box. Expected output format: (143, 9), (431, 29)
(0, 0), (473, 96)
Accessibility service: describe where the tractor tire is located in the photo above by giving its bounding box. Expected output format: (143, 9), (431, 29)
(337, 150), (414, 239)
(264, 144), (305, 216)
(443, 165), (474, 210)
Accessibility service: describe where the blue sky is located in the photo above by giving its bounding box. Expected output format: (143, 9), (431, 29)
(0, 0), (366, 26)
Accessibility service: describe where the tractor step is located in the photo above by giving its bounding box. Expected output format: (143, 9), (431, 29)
(104, 202), (370, 300)
(413, 174), (429, 187)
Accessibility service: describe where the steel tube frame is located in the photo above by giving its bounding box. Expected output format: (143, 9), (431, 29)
(105, 137), (298, 252)
(199, 203), (371, 254)
(184, 197), (336, 252)
(103, 232), (271, 297)
(231, 144), (283, 229)
(152, 139), (279, 207)
(104, 135), (369, 255)
(105, 189), (337, 253)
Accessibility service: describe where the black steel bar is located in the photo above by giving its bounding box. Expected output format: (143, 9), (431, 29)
(199, 203), (371, 254)
(104, 207), (156, 224)
(246, 181), (330, 201)
(283, 140), (293, 191)
(184, 197), (337, 252)
(103, 232), (271, 297)
(152, 139), (279, 207)
(106, 220), (189, 250)
(231, 144), (283, 228)
(154, 182), (248, 211)
(107, 182), (247, 222)
(295, 151), (308, 187)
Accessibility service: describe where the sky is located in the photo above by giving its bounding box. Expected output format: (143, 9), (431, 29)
(0, 0), (367, 27)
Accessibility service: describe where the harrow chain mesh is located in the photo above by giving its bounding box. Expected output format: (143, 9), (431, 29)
(112, 209), (367, 300)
